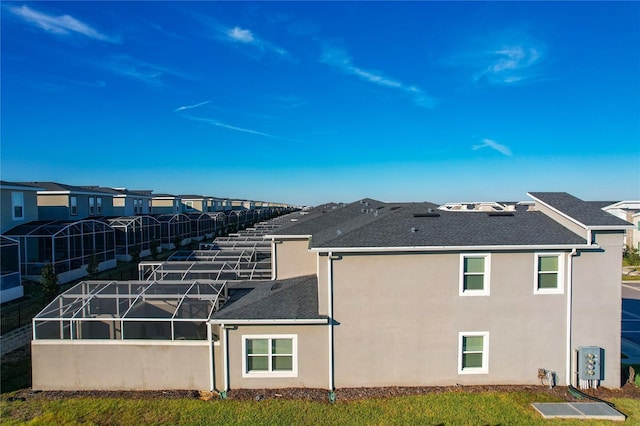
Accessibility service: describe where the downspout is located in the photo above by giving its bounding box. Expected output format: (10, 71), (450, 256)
(222, 323), (229, 396)
(328, 252), (335, 394)
(566, 248), (577, 386)
(271, 238), (277, 280)
(207, 322), (214, 391)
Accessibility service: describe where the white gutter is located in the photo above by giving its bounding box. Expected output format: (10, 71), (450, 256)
(566, 248), (577, 386)
(263, 234), (312, 240)
(310, 244), (598, 253)
(209, 318), (328, 325)
(328, 251), (335, 391)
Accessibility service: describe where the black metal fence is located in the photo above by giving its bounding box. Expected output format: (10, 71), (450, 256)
(1, 298), (45, 335)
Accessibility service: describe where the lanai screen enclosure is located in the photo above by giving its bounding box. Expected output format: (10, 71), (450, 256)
(4, 220), (115, 278)
(33, 279), (228, 341)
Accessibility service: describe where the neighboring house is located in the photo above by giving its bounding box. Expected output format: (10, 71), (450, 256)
(0, 181), (41, 233)
(179, 195), (216, 213)
(22, 182), (115, 220)
(93, 187), (153, 216)
(150, 194), (182, 215)
(1, 181), (42, 302)
(602, 201), (640, 251)
(211, 197), (226, 212)
(31, 192), (630, 393)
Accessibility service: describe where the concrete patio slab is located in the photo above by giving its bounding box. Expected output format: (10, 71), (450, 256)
(532, 402), (625, 421)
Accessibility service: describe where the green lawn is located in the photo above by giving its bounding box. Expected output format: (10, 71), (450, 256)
(1, 392), (638, 425)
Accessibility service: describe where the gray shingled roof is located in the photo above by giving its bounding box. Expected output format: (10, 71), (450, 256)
(212, 275), (324, 320)
(0, 181), (43, 190)
(311, 202), (588, 248)
(529, 192), (632, 227)
(82, 187), (153, 197)
(18, 182), (114, 195)
(271, 199), (419, 243)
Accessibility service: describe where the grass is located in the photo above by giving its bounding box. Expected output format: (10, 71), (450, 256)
(0, 392), (638, 425)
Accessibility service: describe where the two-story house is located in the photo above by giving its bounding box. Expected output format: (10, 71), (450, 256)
(24, 182), (114, 220)
(30, 192), (631, 393)
(0, 181), (42, 302)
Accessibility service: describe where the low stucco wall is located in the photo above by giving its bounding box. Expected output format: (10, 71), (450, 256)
(32, 340), (211, 391)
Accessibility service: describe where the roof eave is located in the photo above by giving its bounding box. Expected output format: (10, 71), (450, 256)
(310, 243), (597, 253)
(209, 318), (328, 325)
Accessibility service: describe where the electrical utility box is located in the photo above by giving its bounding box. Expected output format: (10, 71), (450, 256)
(578, 346), (603, 381)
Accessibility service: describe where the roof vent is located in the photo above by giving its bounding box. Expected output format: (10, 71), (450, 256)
(411, 227), (417, 233)
(413, 212), (440, 218)
(271, 282), (282, 291)
(336, 229), (342, 235)
(487, 211), (514, 217)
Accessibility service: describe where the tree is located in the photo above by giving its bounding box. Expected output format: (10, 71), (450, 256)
(150, 239), (160, 260)
(86, 253), (99, 278)
(40, 263), (59, 302)
(130, 245), (141, 264)
(624, 245), (640, 266)
(173, 235), (182, 249)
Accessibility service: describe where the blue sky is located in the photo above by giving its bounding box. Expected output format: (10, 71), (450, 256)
(2, 1), (639, 206)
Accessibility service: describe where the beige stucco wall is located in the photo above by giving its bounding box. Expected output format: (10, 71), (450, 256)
(329, 251), (575, 388)
(32, 340), (211, 391)
(572, 231), (624, 388)
(533, 202), (588, 241)
(274, 238), (316, 279)
(221, 324), (329, 390)
(317, 253), (329, 315)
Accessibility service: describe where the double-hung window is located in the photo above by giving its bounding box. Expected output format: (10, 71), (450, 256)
(242, 335), (297, 378)
(459, 254), (490, 296)
(89, 197), (95, 215)
(11, 192), (24, 220)
(534, 253), (564, 294)
(96, 197), (103, 215)
(70, 196), (78, 216)
(458, 332), (489, 374)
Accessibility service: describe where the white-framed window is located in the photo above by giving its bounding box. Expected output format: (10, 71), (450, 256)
(96, 197), (103, 215)
(185, 201), (194, 211)
(459, 254), (490, 296)
(70, 196), (78, 216)
(242, 334), (297, 378)
(89, 197), (95, 215)
(458, 331), (489, 374)
(534, 253), (564, 294)
(11, 192), (24, 220)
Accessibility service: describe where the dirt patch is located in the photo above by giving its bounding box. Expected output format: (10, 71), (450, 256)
(4, 383), (639, 403)
(4, 343), (640, 403)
